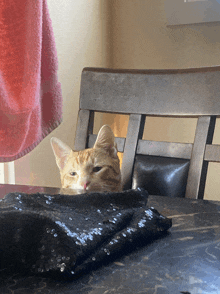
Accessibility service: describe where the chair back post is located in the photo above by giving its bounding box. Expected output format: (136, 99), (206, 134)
(185, 116), (211, 198)
(121, 114), (145, 190)
(197, 116), (216, 199)
(74, 109), (94, 151)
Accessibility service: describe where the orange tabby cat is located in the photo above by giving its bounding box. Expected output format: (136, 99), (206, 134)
(51, 125), (122, 192)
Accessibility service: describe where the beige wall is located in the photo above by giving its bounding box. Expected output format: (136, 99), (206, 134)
(14, 0), (220, 200)
(107, 0), (220, 200)
(111, 0), (220, 69)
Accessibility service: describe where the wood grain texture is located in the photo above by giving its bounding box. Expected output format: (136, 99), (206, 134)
(205, 144), (220, 162)
(80, 67), (220, 116)
(137, 140), (193, 159)
(185, 116), (211, 199)
(121, 114), (144, 190)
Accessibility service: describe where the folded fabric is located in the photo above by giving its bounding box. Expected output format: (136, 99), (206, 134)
(0, 0), (62, 161)
(0, 189), (172, 280)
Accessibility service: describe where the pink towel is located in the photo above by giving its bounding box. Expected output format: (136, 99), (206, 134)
(0, 0), (63, 162)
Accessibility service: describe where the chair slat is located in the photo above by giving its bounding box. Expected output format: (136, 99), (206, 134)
(204, 144), (220, 162)
(137, 140), (192, 159)
(74, 110), (91, 151)
(121, 114), (144, 190)
(185, 116), (211, 199)
(88, 134), (125, 152)
(80, 67), (220, 116)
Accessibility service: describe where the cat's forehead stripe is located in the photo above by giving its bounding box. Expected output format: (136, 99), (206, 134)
(75, 149), (93, 165)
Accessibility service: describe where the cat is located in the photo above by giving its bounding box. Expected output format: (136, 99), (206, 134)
(51, 125), (122, 192)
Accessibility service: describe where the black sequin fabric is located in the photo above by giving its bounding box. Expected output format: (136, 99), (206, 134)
(0, 189), (172, 280)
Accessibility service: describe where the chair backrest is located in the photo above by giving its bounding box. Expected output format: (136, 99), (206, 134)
(74, 67), (220, 199)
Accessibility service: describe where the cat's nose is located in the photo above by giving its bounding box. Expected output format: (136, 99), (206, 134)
(83, 181), (90, 190)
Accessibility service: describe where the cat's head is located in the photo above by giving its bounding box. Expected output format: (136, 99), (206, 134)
(51, 125), (122, 192)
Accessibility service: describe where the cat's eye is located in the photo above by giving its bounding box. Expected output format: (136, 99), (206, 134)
(93, 166), (102, 173)
(69, 171), (77, 176)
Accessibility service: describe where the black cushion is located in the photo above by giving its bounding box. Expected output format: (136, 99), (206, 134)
(132, 155), (190, 198)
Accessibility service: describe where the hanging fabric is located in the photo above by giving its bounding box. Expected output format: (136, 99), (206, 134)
(0, 0), (63, 162)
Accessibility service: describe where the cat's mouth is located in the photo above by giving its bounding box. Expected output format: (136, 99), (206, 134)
(84, 183), (102, 192)
(80, 182), (110, 193)
(67, 182), (118, 193)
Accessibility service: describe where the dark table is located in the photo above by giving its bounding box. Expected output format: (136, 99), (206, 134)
(0, 184), (220, 294)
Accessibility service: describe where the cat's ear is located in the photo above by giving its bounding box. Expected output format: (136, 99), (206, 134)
(93, 125), (118, 158)
(50, 137), (72, 170)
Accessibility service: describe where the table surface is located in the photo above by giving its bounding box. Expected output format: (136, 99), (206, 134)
(0, 184), (220, 294)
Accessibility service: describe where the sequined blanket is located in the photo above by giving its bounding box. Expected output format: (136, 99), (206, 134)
(0, 189), (172, 280)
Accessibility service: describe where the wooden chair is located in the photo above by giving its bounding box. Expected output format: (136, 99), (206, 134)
(74, 67), (220, 199)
